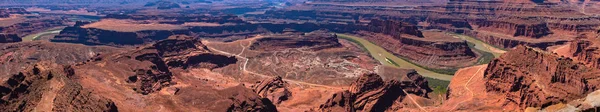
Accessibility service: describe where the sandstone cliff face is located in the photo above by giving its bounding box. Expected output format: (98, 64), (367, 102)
(425, 17), (473, 31)
(548, 22), (600, 35)
(484, 46), (600, 108)
(570, 40), (600, 69)
(0, 34), (21, 43)
(0, 18), (65, 37)
(53, 19), (361, 46)
(104, 14), (245, 24)
(472, 19), (553, 38)
(0, 41), (121, 77)
(52, 26), (187, 45)
(463, 30), (567, 49)
(318, 73), (432, 111)
(0, 8), (29, 18)
(0, 63), (117, 111)
(222, 86), (278, 112)
(368, 19), (424, 38)
(58, 34), (281, 111)
(251, 76), (291, 104)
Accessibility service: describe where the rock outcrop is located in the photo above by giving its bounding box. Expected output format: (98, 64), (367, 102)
(0, 41), (121, 76)
(80, 35), (236, 95)
(0, 11), (8, 18)
(222, 86), (278, 112)
(53, 20), (360, 46)
(570, 40), (600, 69)
(130, 36), (235, 94)
(0, 62), (117, 111)
(462, 30), (568, 49)
(251, 76), (292, 104)
(0, 8), (29, 18)
(104, 14), (245, 24)
(472, 18), (553, 38)
(0, 18), (66, 37)
(367, 19), (424, 38)
(484, 46), (600, 109)
(52, 72), (119, 112)
(52, 26), (184, 45)
(0, 34), (21, 43)
(318, 73), (432, 111)
(249, 30), (342, 51)
(144, 1), (181, 9)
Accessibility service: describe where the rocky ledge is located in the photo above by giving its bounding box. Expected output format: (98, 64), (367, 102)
(251, 76), (292, 104)
(471, 18), (553, 38)
(79, 35), (236, 95)
(0, 34), (21, 43)
(367, 19), (424, 38)
(0, 62), (117, 111)
(570, 39), (600, 69)
(318, 72), (432, 111)
(484, 46), (600, 109)
(249, 30), (342, 51)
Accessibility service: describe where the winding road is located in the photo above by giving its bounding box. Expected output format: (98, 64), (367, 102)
(204, 36), (430, 110)
(449, 65), (486, 110)
(203, 40), (343, 90)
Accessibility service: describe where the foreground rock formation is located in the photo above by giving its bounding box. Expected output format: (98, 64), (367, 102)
(318, 72), (432, 111)
(251, 76), (292, 104)
(485, 46), (600, 109)
(0, 62), (117, 111)
(441, 45), (600, 111)
(0, 41), (121, 76)
(79, 35), (236, 94)
(62, 35), (279, 111)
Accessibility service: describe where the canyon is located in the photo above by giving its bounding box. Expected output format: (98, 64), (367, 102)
(0, 0), (600, 111)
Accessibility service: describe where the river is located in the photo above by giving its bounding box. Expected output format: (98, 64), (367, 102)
(336, 33), (507, 82)
(451, 33), (506, 58)
(22, 27), (64, 41)
(337, 34), (454, 81)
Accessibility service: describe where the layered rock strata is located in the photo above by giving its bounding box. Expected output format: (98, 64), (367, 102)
(251, 76), (292, 104)
(0, 62), (118, 111)
(570, 39), (600, 69)
(484, 46), (600, 109)
(249, 30), (342, 51)
(0, 34), (21, 43)
(318, 73), (432, 111)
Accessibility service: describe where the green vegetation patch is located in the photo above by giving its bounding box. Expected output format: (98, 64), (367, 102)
(425, 77), (450, 95)
(384, 57), (400, 67)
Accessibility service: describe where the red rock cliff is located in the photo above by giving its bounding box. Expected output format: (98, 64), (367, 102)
(472, 19), (553, 38)
(570, 40), (600, 69)
(0, 34), (21, 43)
(484, 46), (600, 108)
(368, 19), (424, 38)
(318, 72), (432, 111)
